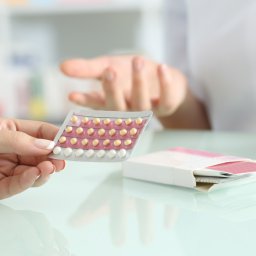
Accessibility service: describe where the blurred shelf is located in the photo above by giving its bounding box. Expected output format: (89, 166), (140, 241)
(6, 1), (161, 16)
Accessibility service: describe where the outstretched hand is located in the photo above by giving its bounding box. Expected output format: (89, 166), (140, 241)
(0, 118), (65, 199)
(61, 55), (188, 117)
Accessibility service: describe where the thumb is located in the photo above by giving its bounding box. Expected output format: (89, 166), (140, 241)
(0, 130), (55, 155)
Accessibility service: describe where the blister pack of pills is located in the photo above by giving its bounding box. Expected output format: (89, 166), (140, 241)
(50, 109), (152, 162)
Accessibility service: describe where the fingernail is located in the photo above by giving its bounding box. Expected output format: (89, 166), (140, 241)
(50, 165), (56, 174)
(134, 58), (144, 71)
(105, 69), (114, 81)
(34, 139), (55, 150)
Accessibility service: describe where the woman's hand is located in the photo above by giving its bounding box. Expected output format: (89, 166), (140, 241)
(0, 118), (65, 199)
(61, 55), (188, 117)
(61, 55), (210, 129)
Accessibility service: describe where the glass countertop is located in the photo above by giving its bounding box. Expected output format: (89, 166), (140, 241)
(2, 130), (256, 256)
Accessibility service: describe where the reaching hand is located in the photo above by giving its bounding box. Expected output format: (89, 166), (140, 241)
(61, 55), (188, 117)
(0, 118), (65, 199)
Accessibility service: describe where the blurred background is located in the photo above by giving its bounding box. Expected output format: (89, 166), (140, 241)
(0, 0), (165, 123)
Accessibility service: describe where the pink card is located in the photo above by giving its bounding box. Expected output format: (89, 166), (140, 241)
(170, 147), (256, 175)
(207, 161), (256, 175)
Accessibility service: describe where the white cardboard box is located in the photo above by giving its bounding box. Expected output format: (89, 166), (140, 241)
(122, 147), (256, 192)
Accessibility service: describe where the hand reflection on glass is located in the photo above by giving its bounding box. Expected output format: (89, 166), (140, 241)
(0, 204), (70, 256)
(126, 178), (256, 222)
(69, 169), (256, 249)
(69, 172), (180, 246)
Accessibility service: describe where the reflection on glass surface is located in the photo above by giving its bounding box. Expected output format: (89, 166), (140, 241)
(69, 171), (180, 247)
(70, 170), (256, 254)
(124, 178), (256, 256)
(124, 178), (256, 222)
(0, 204), (71, 256)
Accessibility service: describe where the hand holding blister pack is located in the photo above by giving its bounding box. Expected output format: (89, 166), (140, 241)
(50, 109), (152, 162)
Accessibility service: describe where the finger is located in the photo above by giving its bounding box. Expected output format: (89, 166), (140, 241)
(102, 68), (127, 111)
(131, 57), (151, 110)
(68, 91), (106, 109)
(60, 58), (110, 79)
(157, 64), (176, 115)
(10, 154), (65, 171)
(0, 130), (55, 155)
(33, 161), (55, 187)
(49, 159), (65, 172)
(0, 167), (39, 199)
(14, 119), (59, 140)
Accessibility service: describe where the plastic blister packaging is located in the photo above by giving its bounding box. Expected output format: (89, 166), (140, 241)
(50, 108), (152, 162)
